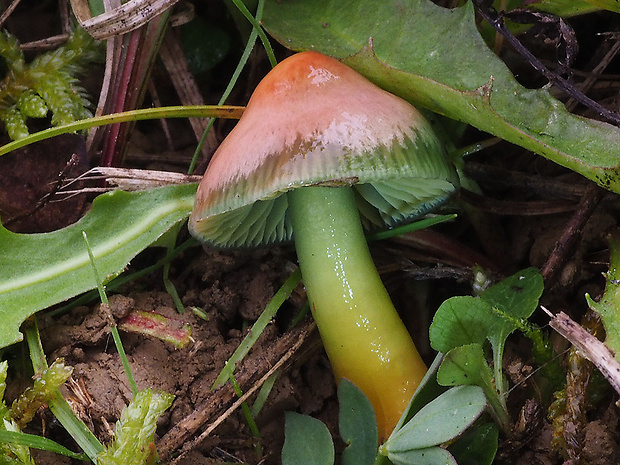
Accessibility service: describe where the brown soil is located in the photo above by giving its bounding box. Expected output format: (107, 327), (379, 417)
(27, 247), (339, 464)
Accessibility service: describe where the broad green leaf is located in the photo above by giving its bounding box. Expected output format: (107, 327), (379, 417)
(480, 267), (543, 368)
(0, 184), (196, 349)
(479, 268), (542, 421)
(429, 296), (490, 353)
(262, 0), (620, 194)
(436, 344), (494, 391)
(437, 344), (508, 428)
(282, 412), (334, 465)
(429, 269), (542, 429)
(338, 379), (378, 465)
(429, 268), (543, 367)
(387, 446), (457, 465)
(587, 231), (620, 357)
(448, 422), (499, 465)
(480, 267), (544, 329)
(585, 0), (620, 13)
(385, 385), (487, 451)
(529, 0), (601, 15)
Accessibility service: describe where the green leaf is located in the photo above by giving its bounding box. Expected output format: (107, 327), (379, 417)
(479, 267), (543, 375)
(388, 446), (457, 465)
(437, 344), (508, 428)
(338, 379), (378, 465)
(531, 0), (620, 15)
(385, 385), (487, 452)
(437, 344), (495, 390)
(429, 268), (543, 369)
(0, 184), (196, 349)
(448, 422), (499, 465)
(587, 231), (620, 357)
(282, 412), (334, 465)
(0, 428), (34, 465)
(586, 0), (620, 13)
(262, 0), (620, 194)
(428, 296), (490, 353)
(429, 268), (542, 429)
(480, 267), (544, 336)
(0, 431), (87, 461)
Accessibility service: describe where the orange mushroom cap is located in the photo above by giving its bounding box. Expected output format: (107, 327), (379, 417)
(190, 51), (458, 247)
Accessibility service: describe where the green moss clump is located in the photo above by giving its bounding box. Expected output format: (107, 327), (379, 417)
(0, 27), (100, 140)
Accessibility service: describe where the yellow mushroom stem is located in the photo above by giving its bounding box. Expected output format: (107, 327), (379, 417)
(288, 184), (428, 440)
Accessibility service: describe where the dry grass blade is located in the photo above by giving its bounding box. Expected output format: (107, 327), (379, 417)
(58, 167), (200, 196)
(542, 306), (620, 400)
(70, 0), (182, 39)
(158, 320), (317, 462)
(160, 31), (219, 156)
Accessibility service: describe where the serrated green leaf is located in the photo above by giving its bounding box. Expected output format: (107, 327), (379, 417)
(262, 0), (620, 193)
(338, 379), (378, 465)
(0, 184), (196, 349)
(282, 412), (334, 465)
(388, 445), (457, 465)
(385, 385), (487, 451)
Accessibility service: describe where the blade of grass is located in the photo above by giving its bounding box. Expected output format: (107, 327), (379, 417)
(0, 105), (244, 156)
(188, 0), (270, 174)
(213, 267), (302, 388)
(160, 223), (187, 313)
(23, 320), (105, 462)
(48, 237), (200, 317)
(230, 0), (276, 67)
(82, 231), (138, 396)
(225, 362), (262, 457)
(250, 371), (278, 417)
(366, 214), (457, 242)
(0, 431), (88, 460)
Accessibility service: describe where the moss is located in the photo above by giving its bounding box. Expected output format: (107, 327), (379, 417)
(0, 27), (100, 140)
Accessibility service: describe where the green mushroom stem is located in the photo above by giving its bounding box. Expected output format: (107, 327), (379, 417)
(288, 185), (428, 440)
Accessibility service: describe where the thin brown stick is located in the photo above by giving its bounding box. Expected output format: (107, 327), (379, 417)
(159, 31), (219, 157)
(541, 184), (605, 284)
(473, 0), (620, 126)
(157, 320), (317, 462)
(0, 0), (23, 28)
(460, 189), (578, 216)
(566, 36), (620, 112)
(541, 306), (620, 399)
(3, 155), (80, 227)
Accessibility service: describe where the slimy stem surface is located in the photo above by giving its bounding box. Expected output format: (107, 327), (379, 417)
(288, 185), (427, 440)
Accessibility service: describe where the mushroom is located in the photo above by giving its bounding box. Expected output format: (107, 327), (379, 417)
(189, 51), (459, 439)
